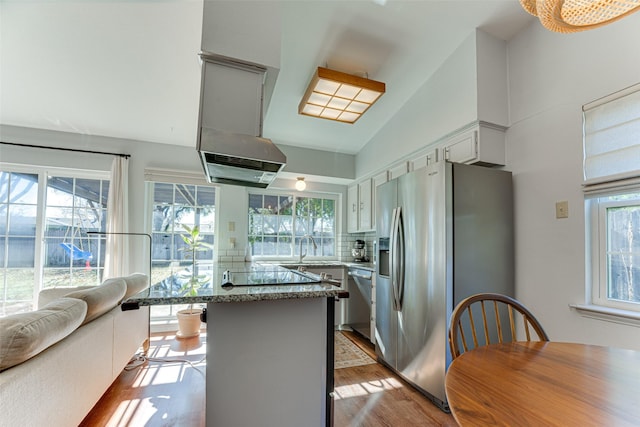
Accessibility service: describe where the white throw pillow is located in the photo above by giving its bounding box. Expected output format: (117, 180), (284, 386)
(37, 286), (95, 309)
(122, 273), (149, 300)
(0, 297), (88, 371)
(65, 278), (126, 325)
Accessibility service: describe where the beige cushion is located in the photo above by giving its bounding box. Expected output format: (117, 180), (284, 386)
(37, 286), (95, 309)
(0, 298), (88, 371)
(65, 278), (126, 325)
(122, 273), (149, 299)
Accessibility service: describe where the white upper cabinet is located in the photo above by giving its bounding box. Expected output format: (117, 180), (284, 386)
(347, 184), (359, 233)
(442, 128), (477, 164)
(441, 122), (506, 166)
(409, 148), (438, 171)
(347, 171), (387, 233)
(388, 161), (409, 180)
(358, 179), (373, 231)
(371, 171), (388, 231)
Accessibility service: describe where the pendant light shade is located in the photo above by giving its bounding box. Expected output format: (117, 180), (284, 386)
(520, 0), (640, 33)
(298, 67), (385, 124)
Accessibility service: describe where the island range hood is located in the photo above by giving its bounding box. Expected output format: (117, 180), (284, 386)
(197, 127), (286, 188)
(196, 53), (285, 188)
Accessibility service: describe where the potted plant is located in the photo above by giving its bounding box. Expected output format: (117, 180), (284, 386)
(176, 224), (212, 338)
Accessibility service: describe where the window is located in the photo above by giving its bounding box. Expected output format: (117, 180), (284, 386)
(0, 167), (109, 316)
(147, 181), (216, 321)
(44, 175), (108, 287)
(248, 191), (336, 258)
(584, 83), (640, 314)
(588, 192), (640, 310)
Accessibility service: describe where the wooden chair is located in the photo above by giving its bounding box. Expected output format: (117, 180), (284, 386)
(449, 293), (549, 360)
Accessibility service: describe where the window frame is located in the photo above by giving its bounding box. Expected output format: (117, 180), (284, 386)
(247, 188), (339, 261)
(0, 163), (109, 316)
(144, 178), (217, 323)
(589, 193), (640, 312)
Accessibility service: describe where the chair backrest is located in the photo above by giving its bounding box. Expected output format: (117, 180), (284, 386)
(449, 293), (549, 360)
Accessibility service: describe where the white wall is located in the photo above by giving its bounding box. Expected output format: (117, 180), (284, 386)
(356, 29), (509, 179)
(356, 30), (478, 178)
(507, 15), (640, 349)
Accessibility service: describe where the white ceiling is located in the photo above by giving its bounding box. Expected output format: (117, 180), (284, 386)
(0, 1), (533, 156)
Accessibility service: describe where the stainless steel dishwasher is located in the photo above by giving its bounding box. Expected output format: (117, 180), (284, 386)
(346, 266), (373, 341)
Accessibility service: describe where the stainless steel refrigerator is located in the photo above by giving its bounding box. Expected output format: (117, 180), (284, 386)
(375, 161), (514, 411)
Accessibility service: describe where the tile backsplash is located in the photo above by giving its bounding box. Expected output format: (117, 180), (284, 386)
(217, 232), (377, 262)
(339, 232), (376, 262)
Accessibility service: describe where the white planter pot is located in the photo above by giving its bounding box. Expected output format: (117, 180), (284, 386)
(176, 308), (202, 338)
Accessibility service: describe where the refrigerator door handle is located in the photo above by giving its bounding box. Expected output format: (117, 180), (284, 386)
(389, 207), (398, 311)
(391, 206), (403, 311)
(396, 207), (405, 310)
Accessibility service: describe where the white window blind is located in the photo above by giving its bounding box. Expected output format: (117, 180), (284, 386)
(583, 82), (640, 186)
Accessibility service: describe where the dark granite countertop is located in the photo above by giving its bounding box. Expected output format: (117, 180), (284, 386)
(124, 262), (348, 307)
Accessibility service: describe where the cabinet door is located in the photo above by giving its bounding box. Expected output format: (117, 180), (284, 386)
(442, 129), (478, 164)
(371, 171), (388, 231)
(358, 179), (373, 231)
(426, 148), (438, 165)
(388, 161), (409, 179)
(347, 185), (359, 233)
(410, 155), (428, 172)
(409, 148), (438, 172)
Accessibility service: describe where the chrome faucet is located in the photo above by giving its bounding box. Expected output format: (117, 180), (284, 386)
(299, 234), (317, 263)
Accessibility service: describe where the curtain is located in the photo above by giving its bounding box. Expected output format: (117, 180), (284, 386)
(583, 82), (640, 186)
(104, 157), (129, 278)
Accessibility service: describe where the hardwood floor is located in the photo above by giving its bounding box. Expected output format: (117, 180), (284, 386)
(81, 331), (455, 426)
(80, 333), (206, 427)
(335, 331), (456, 427)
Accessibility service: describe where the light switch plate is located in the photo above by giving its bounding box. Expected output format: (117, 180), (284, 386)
(556, 201), (569, 219)
(228, 221), (235, 232)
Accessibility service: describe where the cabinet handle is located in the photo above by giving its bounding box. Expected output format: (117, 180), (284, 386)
(352, 204), (356, 212)
(360, 202), (364, 210)
(444, 147), (450, 160)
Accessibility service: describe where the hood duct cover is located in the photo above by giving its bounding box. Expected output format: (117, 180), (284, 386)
(196, 53), (286, 188)
(197, 127), (286, 188)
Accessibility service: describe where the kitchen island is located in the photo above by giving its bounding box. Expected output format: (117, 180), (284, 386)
(125, 263), (347, 427)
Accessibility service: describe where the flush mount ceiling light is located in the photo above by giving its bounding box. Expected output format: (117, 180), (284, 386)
(520, 0), (640, 33)
(295, 177), (306, 191)
(298, 67), (385, 124)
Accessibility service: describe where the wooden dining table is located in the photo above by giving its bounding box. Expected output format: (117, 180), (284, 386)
(445, 341), (640, 426)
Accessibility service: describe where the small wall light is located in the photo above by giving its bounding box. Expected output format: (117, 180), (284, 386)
(295, 177), (306, 191)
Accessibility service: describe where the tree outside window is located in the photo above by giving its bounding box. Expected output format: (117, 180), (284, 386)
(248, 192), (336, 258)
(605, 199), (640, 304)
(148, 182), (216, 321)
(0, 170), (108, 317)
